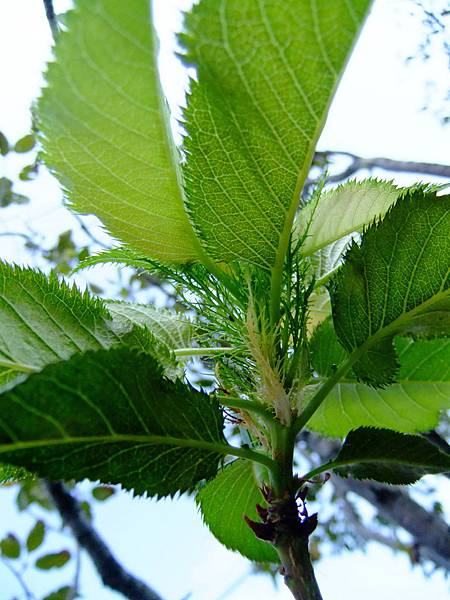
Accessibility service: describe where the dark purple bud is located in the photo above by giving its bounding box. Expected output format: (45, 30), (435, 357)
(256, 503), (269, 521)
(244, 516), (276, 542)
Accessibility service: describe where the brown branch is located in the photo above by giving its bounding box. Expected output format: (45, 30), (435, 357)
(302, 432), (450, 571)
(314, 151), (450, 183)
(45, 482), (164, 600)
(340, 478), (450, 571)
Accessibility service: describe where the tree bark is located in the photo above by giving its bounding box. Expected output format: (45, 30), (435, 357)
(276, 537), (323, 600)
(46, 482), (164, 600)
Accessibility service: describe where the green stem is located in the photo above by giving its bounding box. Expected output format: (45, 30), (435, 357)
(219, 397), (275, 422)
(174, 347), (235, 357)
(276, 537), (323, 600)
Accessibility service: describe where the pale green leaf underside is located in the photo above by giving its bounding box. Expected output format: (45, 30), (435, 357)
(0, 263), (190, 385)
(39, 0), (200, 263)
(0, 348), (225, 497)
(197, 459), (277, 562)
(331, 427), (450, 484)
(0, 263), (115, 385)
(330, 189), (450, 385)
(181, 0), (372, 268)
(105, 301), (191, 352)
(298, 179), (399, 257)
(309, 335), (450, 437)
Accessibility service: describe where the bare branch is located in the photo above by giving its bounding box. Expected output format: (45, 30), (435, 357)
(45, 482), (164, 600)
(42, 0), (59, 39)
(302, 432), (450, 571)
(314, 151), (450, 183)
(340, 478), (450, 571)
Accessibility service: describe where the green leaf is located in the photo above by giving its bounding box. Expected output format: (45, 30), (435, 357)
(330, 189), (450, 385)
(180, 0), (372, 268)
(74, 247), (154, 272)
(330, 427), (450, 484)
(13, 134), (36, 153)
(38, 0), (201, 263)
(309, 324), (450, 436)
(26, 520), (46, 553)
(197, 459), (277, 562)
(298, 179), (399, 257)
(35, 550), (71, 570)
(0, 347), (226, 497)
(0, 263), (114, 385)
(92, 485), (115, 501)
(0, 131), (9, 155)
(42, 586), (73, 600)
(105, 301), (192, 352)
(0, 177), (29, 207)
(0, 463), (31, 483)
(0, 534), (21, 559)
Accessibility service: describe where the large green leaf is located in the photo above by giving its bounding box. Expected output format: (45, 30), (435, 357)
(0, 263), (115, 385)
(0, 348), (225, 497)
(308, 320), (450, 436)
(197, 459), (277, 562)
(330, 189), (450, 385)
(39, 0), (200, 263)
(180, 0), (372, 269)
(298, 179), (399, 257)
(329, 427), (450, 484)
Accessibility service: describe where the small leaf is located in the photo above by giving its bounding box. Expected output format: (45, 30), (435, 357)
(1, 534), (21, 559)
(0, 131), (9, 155)
(35, 550), (71, 570)
(197, 460), (277, 562)
(13, 134), (36, 153)
(0, 177), (29, 207)
(330, 427), (450, 484)
(92, 485), (115, 501)
(19, 163), (39, 181)
(42, 586), (73, 600)
(0, 347), (226, 497)
(26, 520), (46, 552)
(330, 189), (450, 385)
(297, 179), (399, 257)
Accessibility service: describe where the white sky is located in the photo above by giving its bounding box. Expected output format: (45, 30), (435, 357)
(0, 1), (449, 599)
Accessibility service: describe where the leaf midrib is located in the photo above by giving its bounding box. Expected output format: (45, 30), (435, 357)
(0, 434), (276, 470)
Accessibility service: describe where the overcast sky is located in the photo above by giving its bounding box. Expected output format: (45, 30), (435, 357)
(0, 1), (449, 599)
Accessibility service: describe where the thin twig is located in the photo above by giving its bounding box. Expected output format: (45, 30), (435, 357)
(42, 0), (59, 40)
(314, 151), (450, 183)
(2, 559), (36, 600)
(45, 482), (164, 600)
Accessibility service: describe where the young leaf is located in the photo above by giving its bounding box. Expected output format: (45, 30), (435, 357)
(105, 301), (191, 352)
(309, 322), (450, 436)
(297, 179), (399, 257)
(0, 131), (9, 156)
(74, 247), (154, 272)
(180, 0), (372, 268)
(13, 134), (36, 154)
(26, 520), (46, 553)
(35, 550), (71, 570)
(197, 459), (277, 562)
(330, 189), (450, 385)
(0, 348), (226, 497)
(329, 427), (450, 484)
(38, 0), (201, 263)
(0, 533), (21, 559)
